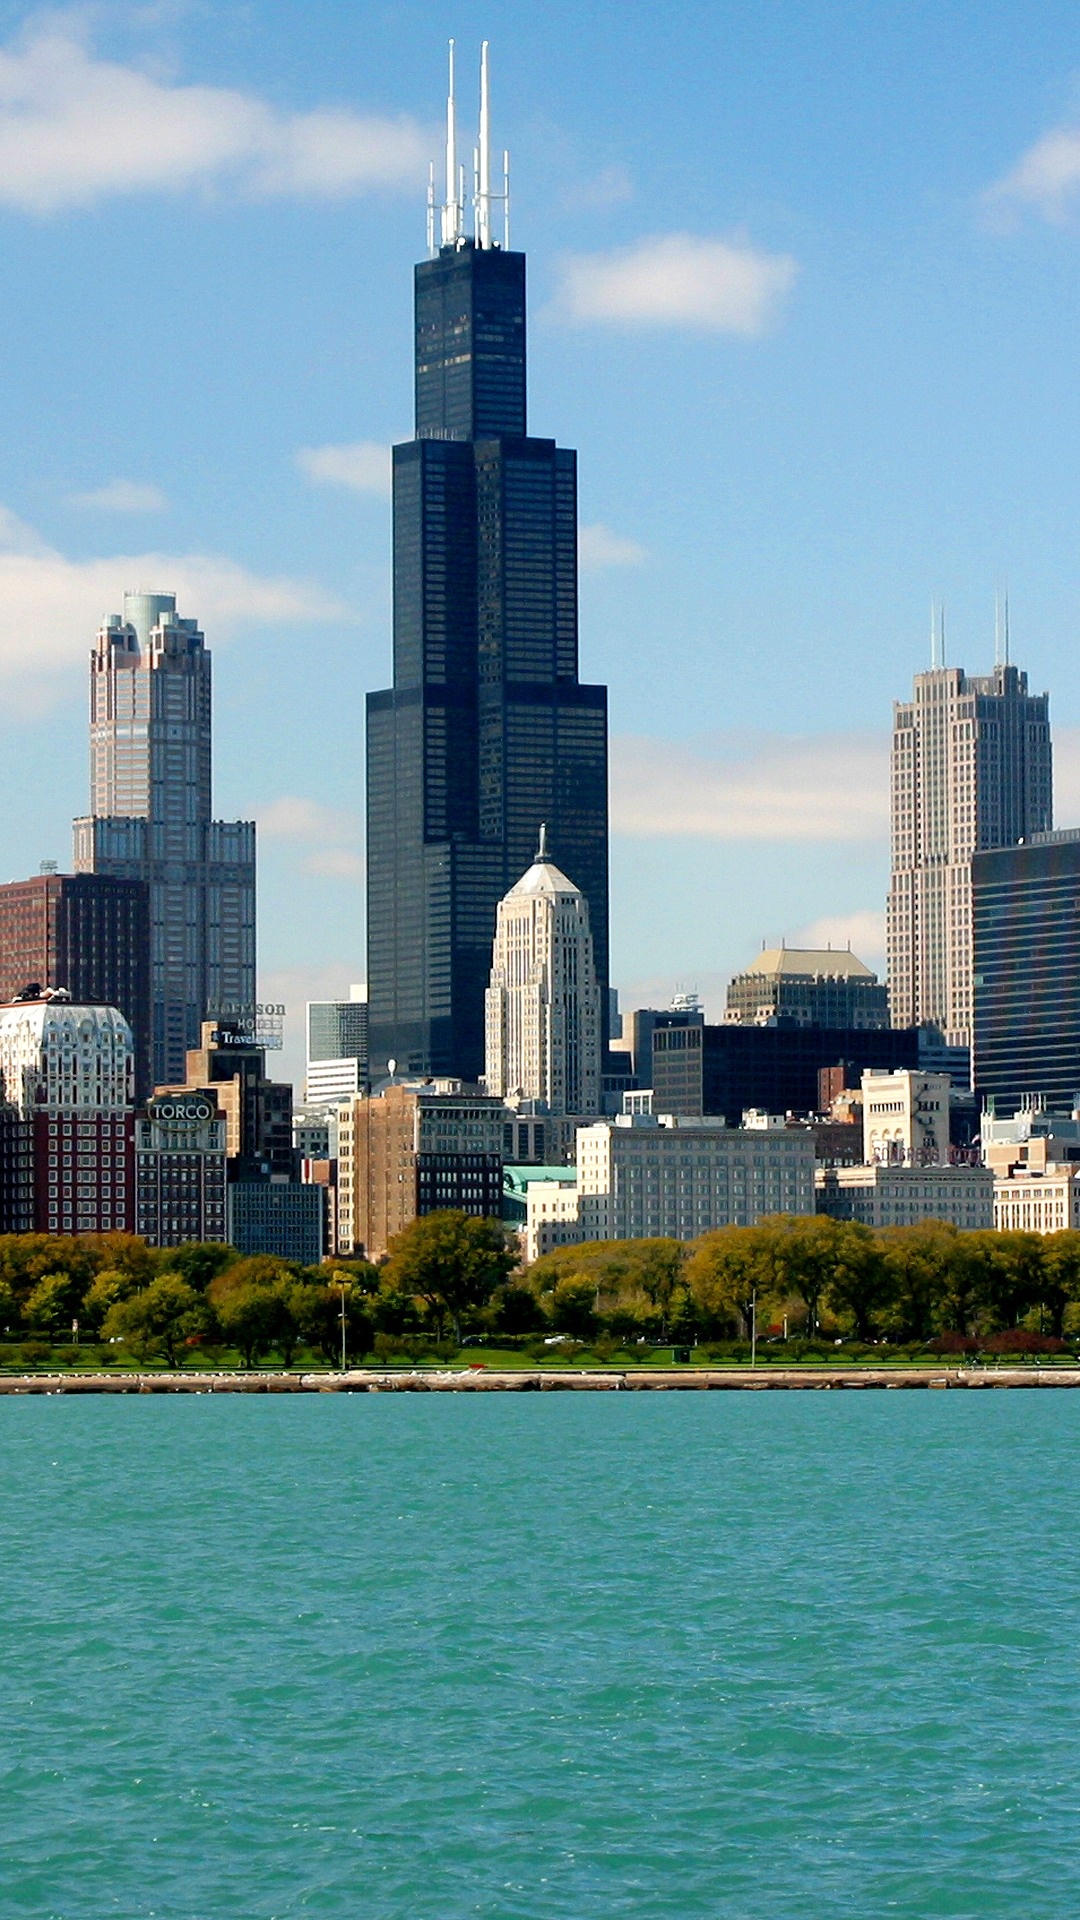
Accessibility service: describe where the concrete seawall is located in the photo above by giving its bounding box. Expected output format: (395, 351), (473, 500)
(2, 1366), (1080, 1393)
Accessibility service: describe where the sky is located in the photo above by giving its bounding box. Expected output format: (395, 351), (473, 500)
(3, 1), (1080, 1085)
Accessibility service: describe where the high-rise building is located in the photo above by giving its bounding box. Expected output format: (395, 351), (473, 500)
(336, 1080), (505, 1257)
(484, 828), (601, 1117)
(886, 659), (1051, 1048)
(135, 1090), (228, 1248)
(366, 48), (609, 1085)
(724, 946), (889, 1030)
(861, 1068), (951, 1166)
(166, 1021), (293, 1182)
(307, 987), (367, 1074)
(651, 1023), (920, 1121)
(73, 591), (256, 1088)
(971, 829), (1080, 1112)
(0, 990), (134, 1235)
(0, 872), (151, 1097)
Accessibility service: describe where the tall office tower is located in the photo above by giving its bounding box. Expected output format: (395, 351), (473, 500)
(0, 872), (151, 1096)
(484, 827), (601, 1116)
(73, 591), (256, 1090)
(886, 659), (1052, 1048)
(366, 46), (609, 1084)
(971, 830), (1080, 1113)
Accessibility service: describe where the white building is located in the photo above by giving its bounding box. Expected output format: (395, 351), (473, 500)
(523, 1114), (816, 1255)
(305, 1056), (365, 1108)
(862, 1069), (951, 1166)
(523, 1177), (581, 1262)
(993, 1167), (1080, 1234)
(0, 990), (135, 1235)
(485, 827), (601, 1118)
(815, 1164), (994, 1230)
(886, 660), (1051, 1047)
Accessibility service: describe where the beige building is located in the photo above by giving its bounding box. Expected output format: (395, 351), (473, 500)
(523, 1177), (581, 1263)
(336, 1082), (506, 1258)
(485, 828), (601, 1118)
(862, 1068), (950, 1166)
(815, 1164), (993, 1230)
(993, 1167), (1080, 1234)
(724, 946), (888, 1029)
(982, 1104), (1080, 1235)
(886, 661), (1051, 1047)
(525, 1114), (815, 1254)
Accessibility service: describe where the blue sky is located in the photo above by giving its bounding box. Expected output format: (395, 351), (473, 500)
(2, 1), (1080, 1083)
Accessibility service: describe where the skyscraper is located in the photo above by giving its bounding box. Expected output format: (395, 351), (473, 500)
(886, 658), (1051, 1048)
(971, 830), (1080, 1112)
(366, 45), (609, 1084)
(73, 591), (256, 1089)
(485, 826), (602, 1117)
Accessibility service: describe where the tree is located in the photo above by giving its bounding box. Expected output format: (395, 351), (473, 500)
(821, 1221), (889, 1340)
(684, 1227), (763, 1338)
(877, 1222), (956, 1343)
(161, 1242), (239, 1292)
(381, 1212), (517, 1343)
(634, 1240), (686, 1339)
(287, 1277), (373, 1365)
(208, 1257), (295, 1367)
(83, 1267), (141, 1330)
(102, 1276), (204, 1369)
(23, 1269), (86, 1336)
(1042, 1231), (1080, 1338)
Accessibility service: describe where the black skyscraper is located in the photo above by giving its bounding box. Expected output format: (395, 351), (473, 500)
(366, 59), (609, 1083)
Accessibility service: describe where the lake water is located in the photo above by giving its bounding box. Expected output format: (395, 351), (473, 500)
(1, 1392), (1078, 1918)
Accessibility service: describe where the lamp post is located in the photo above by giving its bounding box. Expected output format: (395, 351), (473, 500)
(750, 1289), (757, 1370)
(338, 1280), (347, 1374)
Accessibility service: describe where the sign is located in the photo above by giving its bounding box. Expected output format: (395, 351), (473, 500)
(208, 1002), (285, 1051)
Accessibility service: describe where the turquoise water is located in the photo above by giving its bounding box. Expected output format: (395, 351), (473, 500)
(1, 1394), (1078, 1918)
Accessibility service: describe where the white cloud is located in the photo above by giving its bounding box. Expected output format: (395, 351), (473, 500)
(71, 479), (167, 513)
(556, 232), (798, 335)
(566, 164), (633, 211)
(0, 504), (343, 706)
(253, 794), (364, 881)
(986, 123), (1080, 224)
(578, 522), (645, 569)
(610, 731), (890, 842)
(0, 25), (429, 213)
(296, 441), (392, 497)
(791, 909), (886, 973)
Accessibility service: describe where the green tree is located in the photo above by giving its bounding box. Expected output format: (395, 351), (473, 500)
(208, 1257), (296, 1367)
(876, 1222), (956, 1343)
(550, 1274), (598, 1339)
(381, 1212), (516, 1343)
(821, 1221), (890, 1340)
(1042, 1231), (1080, 1338)
(23, 1269), (86, 1335)
(82, 1267), (141, 1330)
(634, 1240), (687, 1339)
(102, 1276), (204, 1369)
(684, 1227), (762, 1338)
(160, 1242), (239, 1292)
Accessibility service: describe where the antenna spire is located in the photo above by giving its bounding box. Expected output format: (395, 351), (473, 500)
(441, 40), (462, 247)
(537, 822), (549, 861)
(477, 40), (492, 247)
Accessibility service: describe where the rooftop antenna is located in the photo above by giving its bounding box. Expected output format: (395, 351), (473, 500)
(1003, 584), (1010, 666)
(426, 161), (435, 257)
(929, 600), (938, 670)
(440, 40), (462, 247)
(477, 40), (492, 247)
(503, 149), (511, 248)
(940, 603), (946, 668)
(536, 821), (549, 861)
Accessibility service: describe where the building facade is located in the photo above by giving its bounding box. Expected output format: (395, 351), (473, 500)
(886, 661), (1052, 1048)
(972, 830), (1080, 1113)
(815, 1164), (994, 1230)
(651, 1023), (920, 1122)
(0, 873), (151, 1099)
(366, 67), (609, 1086)
(166, 1022), (293, 1181)
(73, 591), (256, 1088)
(484, 829), (601, 1116)
(227, 1182), (325, 1265)
(725, 947), (889, 1029)
(306, 988), (368, 1097)
(0, 992), (134, 1235)
(135, 1090), (227, 1247)
(337, 1082), (505, 1257)
(305, 1057), (365, 1108)
(861, 1069), (951, 1166)
(570, 1114), (816, 1244)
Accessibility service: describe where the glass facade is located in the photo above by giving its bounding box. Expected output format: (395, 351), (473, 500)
(972, 832), (1080, 1112)
(652, 1024), (921, 1121)
(367, 240), (609, 1082)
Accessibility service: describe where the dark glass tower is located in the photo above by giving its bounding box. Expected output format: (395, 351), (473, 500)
(366, 131), (609, 1084)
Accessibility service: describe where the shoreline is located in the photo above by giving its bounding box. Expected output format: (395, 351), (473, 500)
(3, 1365), (1080, 1393)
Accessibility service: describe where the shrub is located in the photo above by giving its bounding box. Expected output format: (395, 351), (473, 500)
(18, 1340), (50, 1368)
(925, 1332), (979, 1356)
(982, 1328), (1066, 1355)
